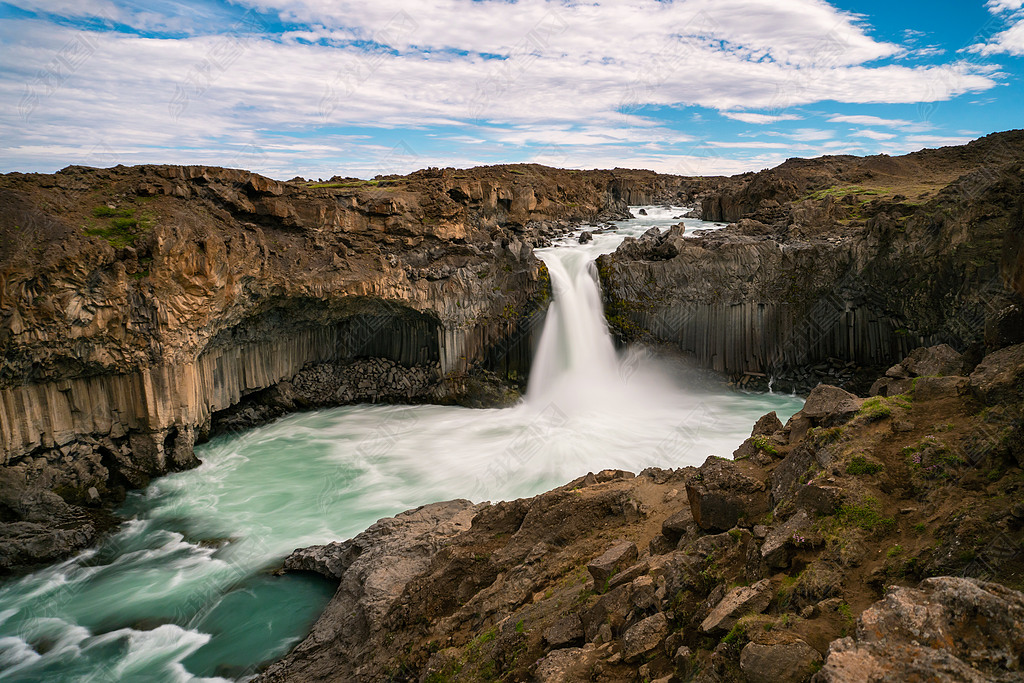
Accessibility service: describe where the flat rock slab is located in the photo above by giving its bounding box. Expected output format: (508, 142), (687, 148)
(535, 644), (597, 683)
(701, 578), (773, 633)
(800, 384), (861, 419)
(588, 540), (638, 591)
(741, 639), (822, 683)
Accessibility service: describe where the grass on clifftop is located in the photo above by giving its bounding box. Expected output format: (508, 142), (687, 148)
(84, 204), (154, 248)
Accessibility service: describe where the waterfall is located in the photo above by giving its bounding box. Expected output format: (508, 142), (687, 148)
(527, 243), (620, 405)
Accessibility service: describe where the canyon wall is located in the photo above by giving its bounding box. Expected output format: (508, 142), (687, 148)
(600, 131), (1024, 391)
(0, 163), (692, 567)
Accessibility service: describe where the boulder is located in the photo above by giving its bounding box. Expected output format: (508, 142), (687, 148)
(661, 506), (694, 541)
(741, 638), (822, 683)
(761, 509), (812, 568)
(608, 559), (650, 591)
(868, 376), (914, 397)
(736, 218), (773, 235)
(578, 231), (593, 244)
(969, 342), (1024, 405)
(771, 442), (829, 507)
(543, 614), (585, 649)
(815, 577), (1024, 682)
(630, 575), (659, 611)
(796, 483), (843, 515)
(281, 499), (481, 642)
(582, 583), (633, 641)
(587, 540), (638, 591)
(686, 458), (769, 532)
(700, 579), (773, 633)
(534, 644), (597, 683)
(622, 612), (669, 662)
(913, 375), (968, 401)
(800, 384), (861, 420)
(900, 344), (963, 377)
(752, 411), (784, 436)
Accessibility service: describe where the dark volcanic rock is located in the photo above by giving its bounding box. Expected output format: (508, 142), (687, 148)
(752, 411), (784, 437)
(588, 540), (638, 590)
(687, 457), (769, 532)
(969, 342), (1024, 405)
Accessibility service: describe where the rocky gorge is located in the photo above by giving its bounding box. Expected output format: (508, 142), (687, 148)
(1, 131), (1023, 682)
(599, 130), (1024, 394)
(0, 163), (691, 570)
(262, 341), (1024, 682)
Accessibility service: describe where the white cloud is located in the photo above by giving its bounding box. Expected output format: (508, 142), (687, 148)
(852, 129), (897, 140)
(827, 114), (931, 132)
(721, 112), (802, 124)
(970, 18), (1024, 56)
(986, 0), (1024, 13)
(970, 0), (1024, 55)
(0, 1), (1004, 176)
(787, 128), (836, 142)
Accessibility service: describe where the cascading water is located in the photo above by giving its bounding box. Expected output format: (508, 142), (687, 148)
(0, 206), (805, 682)
(527, 244), (619, 405)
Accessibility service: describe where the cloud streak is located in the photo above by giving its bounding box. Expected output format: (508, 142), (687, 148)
(0, 0), (1012, 177)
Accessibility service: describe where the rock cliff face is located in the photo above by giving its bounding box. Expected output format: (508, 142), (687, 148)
(0, 163), (688, 570)
(263, 342), (1024, 682)
(600, 131), (1024, 393)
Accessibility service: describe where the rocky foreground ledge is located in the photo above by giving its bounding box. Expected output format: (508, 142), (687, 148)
(262, 342), (1024, 682)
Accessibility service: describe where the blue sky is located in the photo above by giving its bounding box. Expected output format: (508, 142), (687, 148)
(1, 0), (1022, 179)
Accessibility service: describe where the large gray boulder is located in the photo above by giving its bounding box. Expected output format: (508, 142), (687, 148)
(700, 578), (773, 633)
(814, 577), (1024, 682)
(622, 612), (669, 662)
(969, 342), (1024, 405)
(800, 384), (861, 420)
(268, 499), (482, 676)
(587, 540), (638, 591)
(900, 344), (963, 377)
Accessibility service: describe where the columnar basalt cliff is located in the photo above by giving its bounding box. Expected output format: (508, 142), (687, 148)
(599, 131), (1024, 393)
(0, 163), (695, 570)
